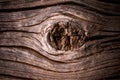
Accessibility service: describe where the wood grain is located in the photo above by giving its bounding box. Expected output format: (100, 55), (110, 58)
(0, 0), (120, 80)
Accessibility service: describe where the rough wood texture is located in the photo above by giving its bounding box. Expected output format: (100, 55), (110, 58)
(0, 0), (120, 80)
(48, 21), (86, 51)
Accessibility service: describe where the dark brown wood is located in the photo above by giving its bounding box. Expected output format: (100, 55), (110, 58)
(0, 0), (120, 80)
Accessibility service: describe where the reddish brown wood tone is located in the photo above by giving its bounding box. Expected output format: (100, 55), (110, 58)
(0, 0), (120, 80)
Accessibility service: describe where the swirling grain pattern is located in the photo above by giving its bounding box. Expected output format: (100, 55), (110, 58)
(0, 0), (120, 80)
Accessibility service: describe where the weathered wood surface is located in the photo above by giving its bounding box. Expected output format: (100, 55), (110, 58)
(0, 0), (120, 80)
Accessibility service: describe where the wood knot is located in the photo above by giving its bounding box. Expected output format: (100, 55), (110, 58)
(48, 21), (86, 51)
